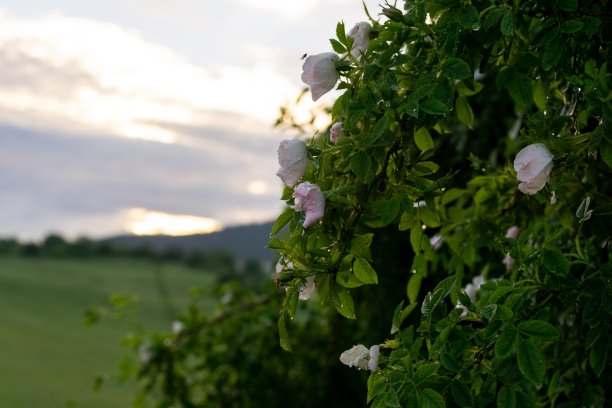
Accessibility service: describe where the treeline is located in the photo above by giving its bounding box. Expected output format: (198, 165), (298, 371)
(0, 234), (269, 287)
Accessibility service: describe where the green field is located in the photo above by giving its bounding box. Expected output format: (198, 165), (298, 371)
(0, 256), (216, 407)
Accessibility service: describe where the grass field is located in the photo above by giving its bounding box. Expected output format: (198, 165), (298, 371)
(0, 256), (216, 407)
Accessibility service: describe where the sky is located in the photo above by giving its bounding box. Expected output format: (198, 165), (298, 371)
(0, 0), (381, 240)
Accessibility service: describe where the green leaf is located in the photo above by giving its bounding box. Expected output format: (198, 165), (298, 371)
(481, 304), (498, 320)
(601, 142), (612, 170)
(353, 258), (378, 285)
(557, 0), (577, 11)
(410, 219), (424, 253)
(421, 99), (450, 115)
(351, 151), (372, 181)
(497, 386), (517, 408)
(560, 20), (584, 33)
(370, 113), (390, 143)
(414, 363), (440, 385)
(441, 354), (460, 373)
(408, 273), (424, 304)
(350, 233), (374, 260)
(335, 21), (347, 44)
(456, 5), (479, 29)
(367, 373), (386, 403)
(495, 328), (517, 359)
(270, 207), (294, 235)
(542, 249), (570, 277)
(329, 38), (346, 53)
(589, 337), (608, 376)
(518, 320), (559, 340)
(441, 58), (472, 80)
(333, 286), (356, 319)
(420, 388), (446, 408)
(508, 72), (533, 112)
(380, 390), (402, 408)
(542, 38), (563, 71)
(533, 80), (547, 111)
(500, 12), (514, 36)
(517, 340), (546, 384)
(455, 96), (474, 128)
(278, 314), (291, 352)
(451, 381), (473, 407)
(415, 127), (435, 151)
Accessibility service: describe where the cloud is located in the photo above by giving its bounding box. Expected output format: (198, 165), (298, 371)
(0, 11), (299, 143)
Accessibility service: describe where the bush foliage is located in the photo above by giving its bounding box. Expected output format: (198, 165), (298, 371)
(112, 1), (611, 406)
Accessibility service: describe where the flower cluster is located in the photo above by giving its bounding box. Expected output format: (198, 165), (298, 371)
(339, 344), (380, 371)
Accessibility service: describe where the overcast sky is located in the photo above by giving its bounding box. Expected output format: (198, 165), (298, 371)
(0, 0), (381, 240)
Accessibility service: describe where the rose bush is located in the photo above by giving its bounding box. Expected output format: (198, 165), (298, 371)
(103, 1), (611, 407)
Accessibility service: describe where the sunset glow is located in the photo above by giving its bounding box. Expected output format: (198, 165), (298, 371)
(124, 208), (222, 236)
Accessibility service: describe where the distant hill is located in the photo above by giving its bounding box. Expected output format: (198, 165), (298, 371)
(104, 221), (275, 262)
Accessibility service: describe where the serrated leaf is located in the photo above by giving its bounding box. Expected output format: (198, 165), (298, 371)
(353, 258), (378, 285)
(414, 363), (440, 385)
(518, 320), (559, 340)
(451, 381), (473, 407)
(455, 96), (474, 128)
(481, 304), (498, 320)
(351, 150), (372, 181)
(370, 113), (390, 143)
(329, 38), (346, 53)
(414, 127), (435, 151)
(441, 354), (460, 373)
(442, 58), (472, 80)
(542, 39), (563, 71)
(497, 386), (517, 408)
(367, 373), (386, 403)
(421, 99), (450, 115)
(350, 233), (374, 260)
(336, 21), (347, 45)
(542, 249), (570, 277)
(278, 314), (291, 352)
(332, 285), (356, 319)
(420, 388), (445, 408)
(496, 329), (517, 359)
(517, 340), (546, 384)
(271, 207), (294, 235)
(500, 12), (514, 36)
(508, 72), (532, 112)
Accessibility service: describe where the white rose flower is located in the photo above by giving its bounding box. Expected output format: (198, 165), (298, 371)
(368, 345), (380, 371)
(277, 139), (308, 187)
(513, 143), (554, 195)
(293, 182), (325, 228)
(339, 344), (369, 368)
(348, 22), (371, 58)
(330, 121), (344, 144)
(301, 52), (339, 101)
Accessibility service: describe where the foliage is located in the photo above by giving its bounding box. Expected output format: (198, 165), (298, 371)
(271, 0), (611, 406)
(113, 0), (611, 406)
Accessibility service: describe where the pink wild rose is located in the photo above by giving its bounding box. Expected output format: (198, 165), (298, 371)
(301, 52), (339, 101)
(293, 182), (325, 228)
(330, 122), (344, 144)
(513, 143), (554, 195)
(348, 22), (371, 58)
(277, 139), (308, 187)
